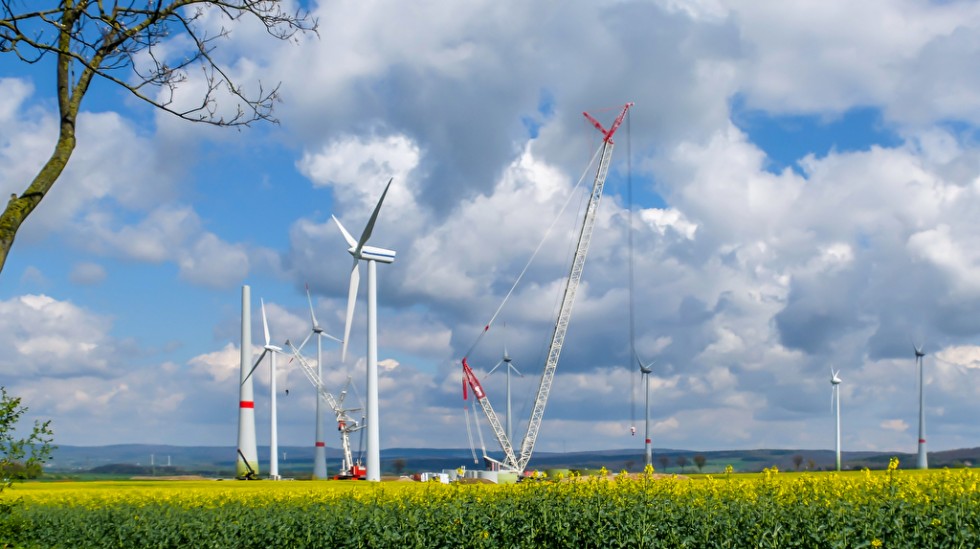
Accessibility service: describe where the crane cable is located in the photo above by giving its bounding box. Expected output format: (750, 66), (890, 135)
(626, 110), (638, 434)
(461, 141), (605, 361)
(464, 404), (478, 463)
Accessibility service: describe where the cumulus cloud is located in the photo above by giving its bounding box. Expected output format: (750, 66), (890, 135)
(189, 342), (242, 384)
(10, 2), (980, 455)
(0, 295), (113, 378)
(76, 205), (252, 288)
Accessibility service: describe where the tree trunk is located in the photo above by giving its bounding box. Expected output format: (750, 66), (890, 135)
(0, 129), (76, 274)
(0, 7), (83, 276)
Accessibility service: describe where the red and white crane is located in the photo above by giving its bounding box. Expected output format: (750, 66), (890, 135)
(286, 341), (366, 480)
(463, 102), (634, 473)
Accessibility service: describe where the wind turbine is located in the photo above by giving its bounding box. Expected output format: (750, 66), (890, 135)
(333, 178), (396, 482)
(295, 284), (342, 480)
(830, 368), (842, 471)
(243, 299), (284, 480)
(636, 354), (655, 469)
(486, 332), (523, 444)
(914, 343), (928, 469)
(236, 285), (259, 479)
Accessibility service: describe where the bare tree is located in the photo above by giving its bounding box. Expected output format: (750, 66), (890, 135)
(658, 455), (669, 472)
(0, 1), (317, 273)
(676, 455), (688, 473)
(693, 454), (706, 473)
(792, 454), (804, 471)
(391, 458), (406, 476)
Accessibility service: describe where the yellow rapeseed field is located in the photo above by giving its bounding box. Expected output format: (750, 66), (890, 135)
(1, 464), (978, 548)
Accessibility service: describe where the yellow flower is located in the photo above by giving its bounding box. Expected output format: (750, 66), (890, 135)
(871, 539), (882, 548)
(931, 518), (941, 527)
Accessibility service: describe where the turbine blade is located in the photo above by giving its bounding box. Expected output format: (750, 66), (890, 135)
(306, 283), (319, 328)
(332, 215), (357, 248)
(295, 331), (314, 356)
(260, 298), (271, 346)
(242, 349), (268, 385)
(356, 178), (393, 253)
(321, 332), (343, 344)
(341, 260), (360, 363)
(510, 363), (524, 377)
(487, 360), (505, 376)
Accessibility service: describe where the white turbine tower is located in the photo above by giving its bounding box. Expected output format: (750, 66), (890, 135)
(295, 284), (342, 480)
(486, 336), (523, 444)
(914, 343), (928, 469)
(333, 178), (396, 482)
(243, 299), (284, 480)
(636, 355), (655, 469)
(830, 368), (842, 471)
(236, 285), (259, 479)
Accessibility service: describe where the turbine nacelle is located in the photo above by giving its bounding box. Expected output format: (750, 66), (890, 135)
(635, 354), (655, 375)
(830, 369), (842, 385)
(488, 351), (523, 378)
(352, 245), (397, 264)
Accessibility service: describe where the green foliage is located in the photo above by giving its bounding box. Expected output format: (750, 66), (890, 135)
(0, 387), (54, 491)
(1, 469), (979, 547)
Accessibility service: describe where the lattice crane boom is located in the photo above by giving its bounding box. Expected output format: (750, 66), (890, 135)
(286, 341), (365, 477)
(462, 358), (518, 468)
(462, 103), (632, 473)
(515, 103), (631, 471)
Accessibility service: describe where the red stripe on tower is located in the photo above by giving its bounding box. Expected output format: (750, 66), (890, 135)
(645, 439), (651, 444)
(240, 401), (254, 409)
(315, 442), (326, 447)
(919, 439), (926, 443)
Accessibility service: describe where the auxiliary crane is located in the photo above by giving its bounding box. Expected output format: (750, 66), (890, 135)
(286, 341), (367, 480)
(462, 102), (634, 473)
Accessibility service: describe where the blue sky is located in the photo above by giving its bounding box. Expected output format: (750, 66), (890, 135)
(5, 1), (980, 468)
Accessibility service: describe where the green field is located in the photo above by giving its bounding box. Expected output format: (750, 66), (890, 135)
(1, 466), (978, 547)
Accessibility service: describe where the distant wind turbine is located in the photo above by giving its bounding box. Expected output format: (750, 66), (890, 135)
(914, 343), (928, 470)
(486, 329), (523, 444)
(243, 299), (285, 480)
(295, 284), (342, 480)
(636, 354), (655, 469)
(333, 178), (396, 482)
(830, 368), (842, 471)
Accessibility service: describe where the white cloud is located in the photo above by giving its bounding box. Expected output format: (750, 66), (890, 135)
(936, 345), (980, 371)
(77, 205), (252, 288)
(10, 1), (980, 456)
(0, 295), (113, 378)
(731, 0), (980, 121)
(908, 224), (980, 296)
(298, 134), (421, 192)
(189, 342), (241, 384)
(881, 419), (909, 432)
(69, 262), (107, 286)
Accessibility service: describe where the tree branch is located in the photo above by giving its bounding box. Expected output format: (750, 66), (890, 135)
(0, 0), (317, 274)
